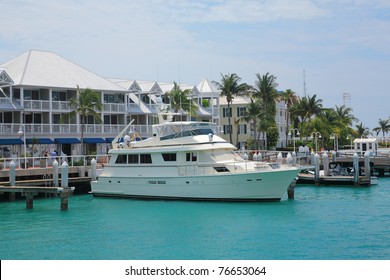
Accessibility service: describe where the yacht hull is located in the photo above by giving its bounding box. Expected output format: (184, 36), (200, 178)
(91, 168), (298, 201)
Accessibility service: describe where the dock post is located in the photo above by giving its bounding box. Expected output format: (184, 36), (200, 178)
(287, 181), (295, 199)
(9, 161), (16, 201)
(310, 151), (315, 165)
(61, 161), (69, 188)
(286, 153), (292, 164)
(314, 153), (320, 185)
(91, 158), (97, 181)
(353, 153), (359, 185)
(322, 152), (329, 176)
(53, 160), (59, 187)
(25, 193), (34, 209)
(277, 152), (283, 163)
(292, 151), (297, 165)
(60, 188), (69, 211)
(364, 151), (371, 179)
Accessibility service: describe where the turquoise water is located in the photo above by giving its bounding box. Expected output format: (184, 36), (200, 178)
(1, 178), (390, 260)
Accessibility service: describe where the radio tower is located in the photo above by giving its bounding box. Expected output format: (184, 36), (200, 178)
(303, 69), (307, 97)
(343, 92), (351, 108)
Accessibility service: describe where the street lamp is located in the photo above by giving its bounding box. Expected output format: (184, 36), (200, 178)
(346, 134), (353, 151)
(311, 132), (322, 152)
(330, 133), (339, 151)
(288, 128), (300, 152)
(18, 124), (27, 169)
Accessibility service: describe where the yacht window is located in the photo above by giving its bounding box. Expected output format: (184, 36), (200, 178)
(186, 152), (197, 162)
(115, 155), (127, 164)
(162, 153), (176, 161)
(214, 166), (230, 173)
(128, 154), (139, 164)
(140, 154), (152, 164)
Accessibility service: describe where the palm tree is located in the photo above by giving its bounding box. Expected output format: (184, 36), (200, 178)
(334, 105), (357, 127)
(294, 94), (323, 140)
(60, 86), (102, 155)
(240, 98), (264, 150)
(166, 81), (198, 121)
(252, 72), (279, 149)
(279, 89), (300, 147)
(373, 118), (390, 145)
(213, 73), (248, 143)
(355, 122), (370, 138)
(252, 72), (279, 115)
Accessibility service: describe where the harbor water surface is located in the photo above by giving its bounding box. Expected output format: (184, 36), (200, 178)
(1, 178), (390, 260)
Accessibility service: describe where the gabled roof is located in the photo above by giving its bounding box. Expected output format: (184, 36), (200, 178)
(0, 50), (127, 92)
(110, 78), (141, 92)
(137, 80), (163, 94)
(0, 69), (14, 85)
(159, 82), (199, 96)
(197, 78), (219, 94)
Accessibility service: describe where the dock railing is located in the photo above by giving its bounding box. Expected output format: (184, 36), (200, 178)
(0, 154), (110, 170)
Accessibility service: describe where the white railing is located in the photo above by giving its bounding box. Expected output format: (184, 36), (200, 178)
(0, 154), (110, 170)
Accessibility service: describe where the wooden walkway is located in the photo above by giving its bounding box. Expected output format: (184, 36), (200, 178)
(0, 185), (75, 210)
(296, 173), (372, 186)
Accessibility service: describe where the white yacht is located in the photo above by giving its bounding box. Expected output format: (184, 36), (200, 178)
(91, 119), (301, 201)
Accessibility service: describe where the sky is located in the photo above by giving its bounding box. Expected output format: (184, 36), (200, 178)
(1, 0), (389, 132)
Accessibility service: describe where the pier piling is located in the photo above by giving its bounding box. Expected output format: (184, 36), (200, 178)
(61, 161), (69, 188)
(53, 160), (59, 187)
(314, 153), (320, 185)
(353, 153), (359, 185)
(9, 161), (16, 201)
(287, 182), (295, 199)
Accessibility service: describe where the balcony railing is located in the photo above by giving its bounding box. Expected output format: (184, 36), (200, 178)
(23, 100), (50, 110)
(103, 103), (126, 112)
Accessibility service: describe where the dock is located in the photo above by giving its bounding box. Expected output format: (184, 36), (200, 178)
(336, 156), (390, 177)
(0, 185), (75, 210)
(0, 160), (101, 210)
(296, 172), (372, 186)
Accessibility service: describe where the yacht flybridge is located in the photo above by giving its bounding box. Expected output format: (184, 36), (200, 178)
(91, 117), (301, 201)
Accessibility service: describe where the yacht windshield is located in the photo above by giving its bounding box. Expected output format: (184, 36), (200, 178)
(155, 122), (216, 140)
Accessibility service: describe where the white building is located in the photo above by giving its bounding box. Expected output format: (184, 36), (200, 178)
(0, 50), (217, 159)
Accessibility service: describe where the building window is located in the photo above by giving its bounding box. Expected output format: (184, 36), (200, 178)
(237, 107), (246, 117)
(162, 153), (176, 161)
(104, 93), (124, 104)
(52, 91), (67, 101)
(223, 125), (232, 135)
(238, 124), (247, 134)
(104, 115), (118, 125)
(223, 107), (232, 118)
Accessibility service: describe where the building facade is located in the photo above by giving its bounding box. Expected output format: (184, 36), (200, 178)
(0, 50), (222, 162)
(219, 95), (288, 149)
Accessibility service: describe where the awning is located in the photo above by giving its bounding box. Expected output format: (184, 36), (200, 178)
(0, 139), (24, 145)
(82, 138), (106, 144)
(54, 138), (81, 144)
(106, 137), (115, 143)
(26, 138), (54, 144)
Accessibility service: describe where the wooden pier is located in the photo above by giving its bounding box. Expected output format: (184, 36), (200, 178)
(0, 185), (74, 210)
(336, 156), (390, 177)
(296, 172), (373, 186)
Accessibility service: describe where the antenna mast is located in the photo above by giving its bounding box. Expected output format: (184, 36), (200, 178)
(303, 69), (307, 97)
